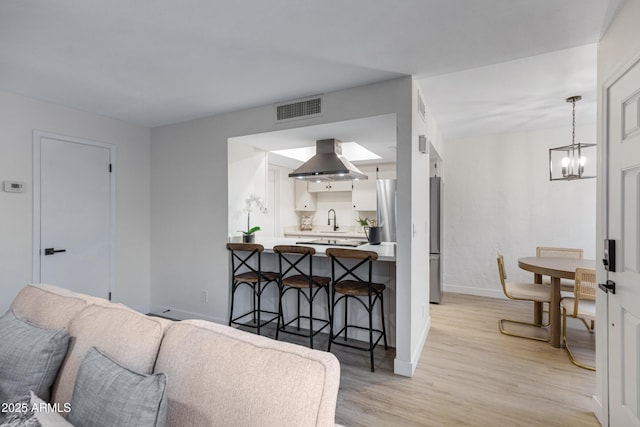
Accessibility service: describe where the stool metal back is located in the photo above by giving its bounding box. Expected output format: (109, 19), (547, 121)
(273, 245), (330, 349)
(226, 243), (279, 336)
(325, 248), (388, 372)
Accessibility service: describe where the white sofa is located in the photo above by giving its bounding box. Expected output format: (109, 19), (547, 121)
(9, 284), (341, 426)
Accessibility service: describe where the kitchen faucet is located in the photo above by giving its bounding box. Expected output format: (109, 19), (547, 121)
(328, 209), (339, 231)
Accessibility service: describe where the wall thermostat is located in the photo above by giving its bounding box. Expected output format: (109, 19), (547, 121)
(3, 181), (26, 193)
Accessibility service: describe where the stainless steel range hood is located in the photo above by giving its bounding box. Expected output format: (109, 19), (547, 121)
(288, 139), (368, 181)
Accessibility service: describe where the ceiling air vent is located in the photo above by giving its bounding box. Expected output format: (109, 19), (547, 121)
(276, 96), (322, 121)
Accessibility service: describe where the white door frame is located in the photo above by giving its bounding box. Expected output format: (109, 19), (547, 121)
(32, 130), (117, 294)
(598, 48), (640, 426)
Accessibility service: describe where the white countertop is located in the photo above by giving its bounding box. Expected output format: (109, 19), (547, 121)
(255, 237), (396, 262)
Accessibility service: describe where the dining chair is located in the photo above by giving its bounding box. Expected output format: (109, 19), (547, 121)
(560, 267), (596, 370)
(497, 251), (551, 342)
(536, 246), (584, 292)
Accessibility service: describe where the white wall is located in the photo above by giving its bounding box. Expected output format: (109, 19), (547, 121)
(442, 126), (597, 298)
(227, 141), (268, 237)
(150, 77), (436, 376)
(313, 191), (357, 227)
(265, 165), (297, 237)
(402, 82), (434, 375)
(595, 1), (640, 423)
(0, 90), (151, 312)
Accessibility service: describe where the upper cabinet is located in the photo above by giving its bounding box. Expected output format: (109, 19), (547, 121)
(351, 179), (377, 211)
(308, 181), (353, 192)
(294, 180), (317, 211)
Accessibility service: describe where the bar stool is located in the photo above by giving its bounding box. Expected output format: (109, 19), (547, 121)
(326, 248), (388, 372)
(273, 245), (331, 349)
(226, 243), (280, 336)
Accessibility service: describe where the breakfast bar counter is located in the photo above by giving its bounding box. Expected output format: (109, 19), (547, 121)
(229, 236), (397, 347)
(256, 237), (396, 261)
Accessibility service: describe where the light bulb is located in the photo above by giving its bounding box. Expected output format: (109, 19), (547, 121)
(561, 157), (570, 167)
(580, 156), (586, 166)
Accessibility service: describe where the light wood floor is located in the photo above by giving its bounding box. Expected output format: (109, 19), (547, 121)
(262, 292), (598, 427)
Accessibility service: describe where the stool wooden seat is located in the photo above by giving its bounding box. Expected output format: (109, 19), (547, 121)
(326, 248), (388, 372)
(273, 245), (331, 350)
(234, 271), (280, 283)
(226, 243), (280, 336)
(334, 280), (385, 296)
(281, 274), (331, 289)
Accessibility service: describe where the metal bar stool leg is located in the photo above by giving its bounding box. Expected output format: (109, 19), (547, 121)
(369, 293), (375, 372)
(328, 286), (336, 352)
(297, 288), (301, 331)
(275, 281), (283, 341)
(326, 286), (331, 351)
(343, 296), (349, 341)
(229, 282), (236, 326)
(309, 288), (314, 349)
(252, 285), (257, 325)
(379, 293), (388, 350)
(256, 282), (261, 336)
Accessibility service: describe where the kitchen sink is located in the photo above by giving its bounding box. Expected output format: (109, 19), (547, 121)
(296, 238), (368, 247)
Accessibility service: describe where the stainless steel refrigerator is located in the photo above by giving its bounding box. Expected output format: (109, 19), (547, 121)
(430, 177), (443, 303)
(376, 179), (396, 242)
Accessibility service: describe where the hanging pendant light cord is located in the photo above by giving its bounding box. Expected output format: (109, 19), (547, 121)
(571, 98), (576, 145)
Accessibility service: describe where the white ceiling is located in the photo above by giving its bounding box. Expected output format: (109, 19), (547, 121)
(418, 43), (599, 140)
(0, 0), (623, 140)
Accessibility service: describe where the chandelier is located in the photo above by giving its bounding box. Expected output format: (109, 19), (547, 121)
(549, 96), (596, 181)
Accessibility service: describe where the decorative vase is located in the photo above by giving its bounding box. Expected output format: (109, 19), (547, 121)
(242, 234), (255, 243)
(364, 226), (382, 245)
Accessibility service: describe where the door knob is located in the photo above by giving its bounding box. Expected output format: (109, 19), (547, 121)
(598, 280), (616, 294)
(44, 248), (67, 256)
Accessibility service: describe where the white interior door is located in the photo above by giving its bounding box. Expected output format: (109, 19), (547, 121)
(34, 133), (114, 299)
(607, 56), (640, 426)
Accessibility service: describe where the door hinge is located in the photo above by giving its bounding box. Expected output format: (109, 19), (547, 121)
(109, 164), (112, 173)
(108, 291), (112, 301)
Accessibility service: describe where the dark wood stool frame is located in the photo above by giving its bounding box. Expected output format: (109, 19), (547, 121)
(326, 248), (388, 372)
(273, 245), (331, 350)
(226, 243), (280, 336)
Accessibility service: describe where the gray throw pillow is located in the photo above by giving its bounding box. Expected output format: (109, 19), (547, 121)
(68, 347), (167, 427)
(0, 310), (70, 404)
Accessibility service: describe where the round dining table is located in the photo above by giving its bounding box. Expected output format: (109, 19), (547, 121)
(518, 256), (596, 348)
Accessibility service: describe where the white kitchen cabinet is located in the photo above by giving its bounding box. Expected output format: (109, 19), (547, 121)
(294, 180), (317, 211)
(308, 180), (353, 192)
(351, 178), (377, 211)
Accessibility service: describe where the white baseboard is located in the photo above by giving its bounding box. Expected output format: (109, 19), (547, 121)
(148, 304), (226, 324)
(592, 394), (605, 426)
(394, 315), (431, 377)
(443, 283), (506, 300)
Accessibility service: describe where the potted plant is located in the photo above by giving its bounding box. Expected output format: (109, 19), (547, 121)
(241, 226), (261, 243)
(357, 217), (381, 245)
(239, 194), (266, 243)
(357, 217), (370, 228)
